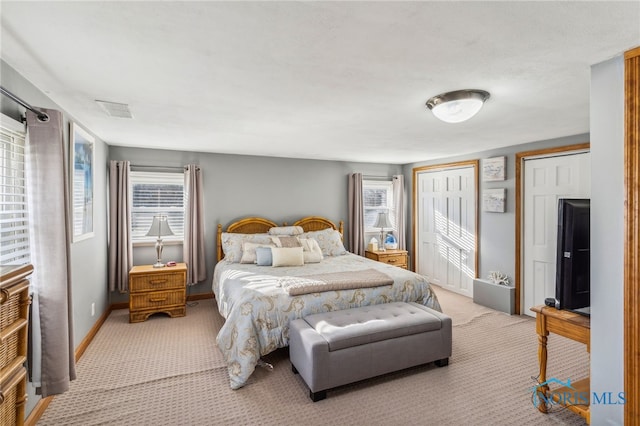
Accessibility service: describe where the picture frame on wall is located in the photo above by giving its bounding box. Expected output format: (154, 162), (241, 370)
(483, 188), (506, 213)
(70, 122), (95, 242)
(482, 156), (506, 181)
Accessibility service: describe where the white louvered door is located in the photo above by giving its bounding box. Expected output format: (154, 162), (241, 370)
(417, 165), (476, 297)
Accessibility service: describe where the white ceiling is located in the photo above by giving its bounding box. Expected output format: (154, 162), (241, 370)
(1, 1), (639, 164)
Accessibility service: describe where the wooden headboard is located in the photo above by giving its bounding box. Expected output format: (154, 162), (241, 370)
(291, 216), (343, 234)
(216, 216), (344, 261)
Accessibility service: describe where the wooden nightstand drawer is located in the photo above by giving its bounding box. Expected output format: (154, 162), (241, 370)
(365, 249), (408, 269)
(377, 253), (405, 265)
(129, 263), (187, 323)
(130, 271), (184, 293)
(129, 289), (186, 311)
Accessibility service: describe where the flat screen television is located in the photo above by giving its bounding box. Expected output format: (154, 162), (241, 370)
(555, 198), (590, 316)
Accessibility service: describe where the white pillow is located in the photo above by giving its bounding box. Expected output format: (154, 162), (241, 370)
(303, 250), (323, 264)
(300, 229), (347, 256)
(268, 226), (304, 236)
(298, 238), (323, 263)
(271, 247), (304, 267)
(297, 238), (313, 252)
(240, 242), (275, 264)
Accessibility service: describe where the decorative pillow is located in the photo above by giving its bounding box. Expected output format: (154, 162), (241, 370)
(298, 238), (324, 263)
(271, 247), (304, 267)
(303, 250), (323, 264)
(300, 229), (347, 256)
(221, 233), (273, 263)
(297, 238), (313, 252)
(268, 226), (304, 236)
(270, 236), (302, 248)
(255, 247), (273, 266)
(240, 242), (275, 264)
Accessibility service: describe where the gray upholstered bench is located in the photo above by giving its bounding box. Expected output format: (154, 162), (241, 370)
(289, 301), (452, 401)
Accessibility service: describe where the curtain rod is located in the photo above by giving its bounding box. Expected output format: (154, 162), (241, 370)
(0, 86), (50, 122)
(363, 175), (392, 180)
(131, 164), (201, 171)
(131, 164), (186, 171)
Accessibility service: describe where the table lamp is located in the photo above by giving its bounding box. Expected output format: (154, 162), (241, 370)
(373, 212), (393, 252)
(146, 215), (174, 267)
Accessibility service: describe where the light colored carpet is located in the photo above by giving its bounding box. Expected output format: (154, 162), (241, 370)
(38, 287), (589, 425)
(431, 285), (496, 325)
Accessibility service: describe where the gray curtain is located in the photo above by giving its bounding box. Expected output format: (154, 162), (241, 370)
(184, 164), (206, 285)
(348, 173), (365, 255)
(393, 175), (406, 250)
(25, 108), (76, 397)
(108, 160), (132, 292)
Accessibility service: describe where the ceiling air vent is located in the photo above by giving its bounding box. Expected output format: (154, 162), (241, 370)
(95, 100), (133, 118)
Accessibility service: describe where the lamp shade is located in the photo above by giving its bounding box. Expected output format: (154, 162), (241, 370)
(426, 89), (490, 123)
(373, 212), (393, 229)
(145, 215), (174, 238)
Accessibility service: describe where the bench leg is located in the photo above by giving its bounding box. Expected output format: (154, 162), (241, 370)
(434, 358), (449, 367)
(292, 364), (299, 374)
(310, 390), (327, 402)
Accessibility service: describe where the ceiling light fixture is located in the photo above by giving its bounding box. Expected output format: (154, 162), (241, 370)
(426, 89), (490, 123)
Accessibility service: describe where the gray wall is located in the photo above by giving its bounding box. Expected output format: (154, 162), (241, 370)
(1, 60), (109, 416)
(402, 133), (589, 281)
(108, 145), (402, 303)
(590, 55), (624, 424)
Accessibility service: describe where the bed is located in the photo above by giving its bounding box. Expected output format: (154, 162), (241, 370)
(212, 216), (441, 389)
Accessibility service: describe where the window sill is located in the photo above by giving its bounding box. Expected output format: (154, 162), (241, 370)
(133, 240), (184, 248)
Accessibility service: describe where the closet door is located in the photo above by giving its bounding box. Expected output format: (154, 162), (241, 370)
(522, 152), (590, 317)
(416, 163), (477, 297)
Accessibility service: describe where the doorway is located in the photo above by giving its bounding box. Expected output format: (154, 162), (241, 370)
(515, 143), (590, 315)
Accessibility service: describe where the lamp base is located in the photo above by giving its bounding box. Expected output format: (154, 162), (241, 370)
(153, 238), (165, 268)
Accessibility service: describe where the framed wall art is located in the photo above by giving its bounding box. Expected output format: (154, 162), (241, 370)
(482, 156), (506, 181)
(483, 188), (506, 213)
(70, 122), (95, 242)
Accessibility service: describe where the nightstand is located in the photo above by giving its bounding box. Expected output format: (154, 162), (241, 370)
(128, 263), (187, 323)
(365, 249), (408, 269)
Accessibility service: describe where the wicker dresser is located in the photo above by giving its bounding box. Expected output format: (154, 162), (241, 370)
(0, 264), (32, 426)
(128, 263), (187, 323)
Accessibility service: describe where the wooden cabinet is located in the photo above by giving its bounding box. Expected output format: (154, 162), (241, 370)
(129, 263), (187, 323)
(365, 249), (408, 269)
(0, 264), (32, 426)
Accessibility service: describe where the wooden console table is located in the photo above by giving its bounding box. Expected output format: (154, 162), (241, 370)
(530, 305), (590, 424)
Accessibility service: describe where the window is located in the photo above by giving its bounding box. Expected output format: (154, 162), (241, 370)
(130, 171), (184, 243)
(363, 180), (396, 233)
(0, 117), (30, 264)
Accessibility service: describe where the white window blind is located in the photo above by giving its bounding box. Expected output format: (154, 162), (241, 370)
(130, 171), (184, 242)
(363, 180), (396, 233)
(0, 117), (30, 264)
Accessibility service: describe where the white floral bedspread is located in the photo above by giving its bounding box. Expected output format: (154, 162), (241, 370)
(212, 253), (441, 389)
